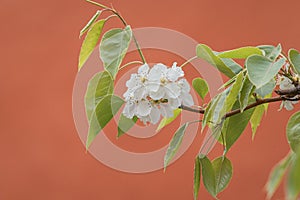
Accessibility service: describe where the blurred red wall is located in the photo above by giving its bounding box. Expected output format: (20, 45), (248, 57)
(1, 0), (300, 199)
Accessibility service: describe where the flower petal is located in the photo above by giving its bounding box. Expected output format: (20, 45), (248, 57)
(134, 87), (146, 100)
(146, 82), (160, 93)
(137, 100), (152, 116)
(159, 104), (174, 118)
(165, 82), (181, 98)
(178, 78), (190, 92)
(284, 101), (294, 111)
(126, 74), (139, 88)
(182, 92), (194, 106)
(167, 62), (184, 81)
(138, 63), (149, 76)
(148, 63), (167, 82)
(149, 106), (161, 124)
(123, 101), (136, 118)
(150, 87), (165, 100)
(169, 98), (181, 109)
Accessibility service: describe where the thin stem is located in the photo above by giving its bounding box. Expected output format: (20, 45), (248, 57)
(86, 0), (146, 64)
(119, 60), (143, 71)
(179, 56), (198, 68)
(86, 0), (109, 9)
(132, 35), (146, 64)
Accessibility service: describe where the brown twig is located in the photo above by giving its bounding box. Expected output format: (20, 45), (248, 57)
(180, 90), (300, 119)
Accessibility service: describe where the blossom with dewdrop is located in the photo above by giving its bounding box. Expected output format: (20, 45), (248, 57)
(122, 62), (194, 124)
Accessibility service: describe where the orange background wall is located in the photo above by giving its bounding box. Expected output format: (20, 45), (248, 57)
(1, 0), (300, 199)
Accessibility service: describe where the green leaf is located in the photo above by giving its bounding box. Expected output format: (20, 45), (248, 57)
(79, 10), (102, 38)
(219, 74), (238, 89)
(203, 72), (243, 131)
(194, 157), (201, 200)
(287, 152), (300, 200)
(212, 156), (233, 194)
(156, 109), (181, 132)
(100, 26), (132, 78)
(223, 104), (255, 150)
(164, 123), (189, 170)
(192, 78), (209, 100)
(255, 78), (276, 98)
(286, 111), (300, 153)
(196, 44), (236, 78)
(79, 19), (106, 70)
(288, 49), (300, 75)
(211, 90), (227, 125)
(250, 105), (265, 139)
(85, 71), (114, 121)
(86, 95), (124, 149)
(199, 155), (217, 198)
(263, 93), (272, 112)
(218, 46), (263, 59)
(258, 44), (282, 61)
(220, 58), (243, 75)
(117, 114), (138, 138)
(246, 55), (285, 88)
(239, 75), (254, 112)
(224, 71), (244, 112)
(201, 123), (224, 156)
(266, 152), (292, 200)
(202, 94), (221, 131)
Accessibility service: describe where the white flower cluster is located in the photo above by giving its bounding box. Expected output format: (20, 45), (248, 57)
(278, 76), (299, 111)
(122, 62), (194, 124)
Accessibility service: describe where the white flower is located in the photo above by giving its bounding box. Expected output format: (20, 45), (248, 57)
(167, 62), (184, 81)
(277, 76), (299, 111)
(122, 62), (194, 124)
(279, 76), (295, 90)
(280, 101), (298, 111)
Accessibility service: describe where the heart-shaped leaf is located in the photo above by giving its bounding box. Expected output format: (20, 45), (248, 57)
(286, 111), (300, 153)
(192, 78), (209, 100)
(255, 78), (275, 98)
(199, 155), (217, 198)
(289, 49), (300, 75)
(212, 156), (233, 194)
(258, 44), (281, 61)
(100, 26), (132, 78)
(246, 55), (284, 88)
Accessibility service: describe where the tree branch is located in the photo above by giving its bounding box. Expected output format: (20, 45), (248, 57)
(178, 105), (204, 114)
(180, 92), (300, 119)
